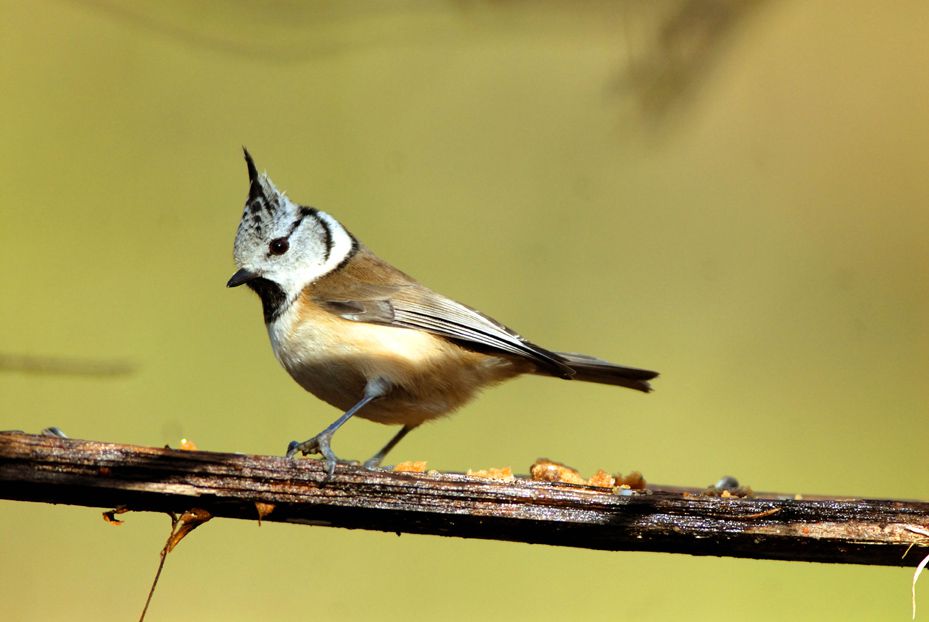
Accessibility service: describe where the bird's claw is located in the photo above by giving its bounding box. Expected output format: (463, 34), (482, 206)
(362, 456), (385, 470)
(285, 433), (339, 480)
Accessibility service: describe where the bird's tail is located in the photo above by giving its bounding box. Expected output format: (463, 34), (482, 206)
(552, 352), (658, 393)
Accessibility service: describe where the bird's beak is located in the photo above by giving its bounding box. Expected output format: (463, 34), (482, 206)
(227, 268), (259, 288)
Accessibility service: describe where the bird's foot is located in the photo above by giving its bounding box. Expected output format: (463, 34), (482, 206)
(362, 455), (385, 470)
(286, 433), (339, 480)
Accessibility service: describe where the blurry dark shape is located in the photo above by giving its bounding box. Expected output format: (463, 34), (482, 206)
(0, 353), (134, 377)
(616, 0), (766, 124)
(64, 0), (427, 62)
(65, 0), (764, 113)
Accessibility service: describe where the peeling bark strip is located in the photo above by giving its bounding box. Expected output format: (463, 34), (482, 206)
(1, 431), (928, 566)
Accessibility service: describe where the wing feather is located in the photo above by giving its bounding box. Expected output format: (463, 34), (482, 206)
(311, 279), (573, 377)
(305, 248), (656, 389)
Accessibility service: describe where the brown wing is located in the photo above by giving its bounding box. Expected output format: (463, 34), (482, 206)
(308, 248), (575, 378)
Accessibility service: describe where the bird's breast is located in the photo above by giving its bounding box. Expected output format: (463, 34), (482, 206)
(266, 298), (526, 425)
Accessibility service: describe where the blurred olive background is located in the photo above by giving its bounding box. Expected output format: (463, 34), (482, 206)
(1, 1), (928, 620)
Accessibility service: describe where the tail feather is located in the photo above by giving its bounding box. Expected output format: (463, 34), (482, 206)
(553, 352), (658, 393)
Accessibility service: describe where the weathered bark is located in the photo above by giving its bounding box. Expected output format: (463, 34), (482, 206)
(1, 431), (927, 566)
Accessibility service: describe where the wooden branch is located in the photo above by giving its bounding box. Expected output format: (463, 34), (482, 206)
(1, 431), (927, 566)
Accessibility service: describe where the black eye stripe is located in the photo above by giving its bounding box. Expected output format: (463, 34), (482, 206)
(316, 213), (333, 262)
(287, 208), (314, 237)
(275, 206), (332, 261)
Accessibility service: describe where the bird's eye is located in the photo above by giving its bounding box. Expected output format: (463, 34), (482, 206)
(269, 238), (289, 255)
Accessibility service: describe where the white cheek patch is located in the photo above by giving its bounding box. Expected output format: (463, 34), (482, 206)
(269, 208), (356, 302)
(316, 211), (356, 274)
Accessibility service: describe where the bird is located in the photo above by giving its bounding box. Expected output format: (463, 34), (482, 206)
(227, 149), (658, 477)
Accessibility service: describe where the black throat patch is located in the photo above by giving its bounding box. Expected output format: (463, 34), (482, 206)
(246, 277), (288, 323)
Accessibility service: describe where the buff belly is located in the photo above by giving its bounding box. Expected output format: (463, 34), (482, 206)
(267, 303), (528, 426)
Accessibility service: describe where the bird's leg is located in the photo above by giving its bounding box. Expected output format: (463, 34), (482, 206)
(286, 377), (390, 479)
(363, 424), (418, 470)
